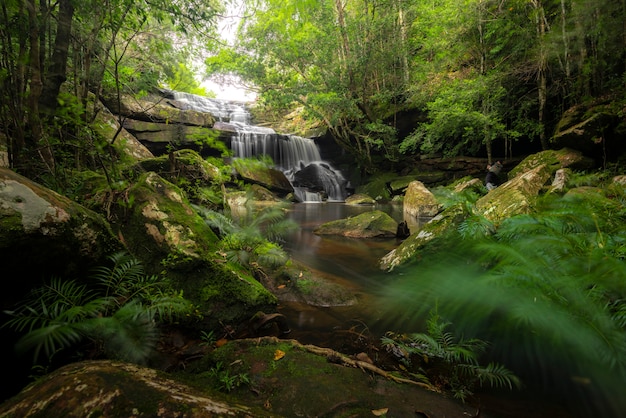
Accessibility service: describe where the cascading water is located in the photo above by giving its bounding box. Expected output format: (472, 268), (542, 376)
(167, 90), (348, 202)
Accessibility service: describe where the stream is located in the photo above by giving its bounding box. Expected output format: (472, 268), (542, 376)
(276, 202), (425, 349)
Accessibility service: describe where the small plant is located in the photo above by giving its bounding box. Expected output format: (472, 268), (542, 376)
(381, 309), (521, 402)
(200, 330), (217, 347)
(208, 361), (251, 392)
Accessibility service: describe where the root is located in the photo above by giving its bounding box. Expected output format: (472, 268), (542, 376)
(242, 336), (438, 392)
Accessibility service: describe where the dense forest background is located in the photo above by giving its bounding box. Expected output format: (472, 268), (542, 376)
(2, 0), (625, 186)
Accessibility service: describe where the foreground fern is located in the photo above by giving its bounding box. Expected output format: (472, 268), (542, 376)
(382, 191), (626, 417)
(382, 309), (520, 402)
(3, 252), (192, 366)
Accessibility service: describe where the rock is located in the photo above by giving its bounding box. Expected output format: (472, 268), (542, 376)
(476, 165), (553, 225)
(345, 193), (376, 205)
(452, 177), (483, 193)
(548, 168), (572, 193)
(101, 94), (215, 127)
(0, 168), (124, 306)
(292, 162), (348, 200)
(314, 210), (398, 238)
(551, 100), (625, 160)
(403, 180), (441, 219)
(233, 160), (294, 196)
(507, 148), (594, 180)
(380, 203), (466, 271)
(109, 171), (277, 327)
(90, 103), (154, 161)
(0, 360), (271, 418)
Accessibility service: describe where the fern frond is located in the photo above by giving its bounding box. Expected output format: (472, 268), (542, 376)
(475, 362), (522, 390)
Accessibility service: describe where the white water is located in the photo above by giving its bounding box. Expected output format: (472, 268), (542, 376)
(167, 90), (348, 202)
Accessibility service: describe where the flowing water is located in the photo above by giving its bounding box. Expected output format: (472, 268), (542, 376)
(277, 202), (426, 348)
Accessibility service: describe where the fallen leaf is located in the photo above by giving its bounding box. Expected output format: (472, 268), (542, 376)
(372, 408), (388, 416)
(215, 338), (229, 347)
(274, 349), (285, 361)
(277, 284), (286, 289)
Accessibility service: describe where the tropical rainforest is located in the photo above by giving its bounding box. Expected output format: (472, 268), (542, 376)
(1, 0), (626, 417)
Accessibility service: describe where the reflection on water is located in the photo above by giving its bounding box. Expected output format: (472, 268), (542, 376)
(278, 202), (426, 347)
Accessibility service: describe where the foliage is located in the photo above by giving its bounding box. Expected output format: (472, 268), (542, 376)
(382, 309), (521, 402)
(2, 252), (192, 366)
(194, 204), (297, 272)
(382, 191), (626, 416)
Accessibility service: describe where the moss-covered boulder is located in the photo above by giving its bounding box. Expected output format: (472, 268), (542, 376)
(380, 203), (466, 271)
(0, 360), (272, 418)
(344, 193), (376, 205)
(90, 103), (154, 163)
(475, 165), (553, 225)
(506, 148), (594, 180)
(112, 172), (276, 327)
(314, 210), (398, 238)
(403, 180), (442, 219)
(232, 159), (294, 196)
(0, 168), (124, 307)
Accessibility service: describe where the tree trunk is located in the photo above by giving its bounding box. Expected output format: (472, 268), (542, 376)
(532, 0), (549, 150)
(39, 0), (74, 117)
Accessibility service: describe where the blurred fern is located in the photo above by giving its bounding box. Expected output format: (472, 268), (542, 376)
(3, 252), (192, 366)
(382, 309), (520, 402)
(382, 190), (626, 416)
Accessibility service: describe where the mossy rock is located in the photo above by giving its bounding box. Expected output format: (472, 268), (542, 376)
(183, 338), (475, 418)
(0, 360), (271, 417)
(314, 210), (397, 238)
(476, 165), (553, 225)
(110, 171), (276, 327)
(344, 193), (376, 205)
(507, 148), (594, 180)
(380, 202), (466, 271)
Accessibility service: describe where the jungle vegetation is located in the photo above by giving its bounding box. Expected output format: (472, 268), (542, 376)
(1, 1), (626, 416)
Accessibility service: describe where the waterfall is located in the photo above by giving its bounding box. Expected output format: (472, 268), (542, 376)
(167, 90), (348, 202)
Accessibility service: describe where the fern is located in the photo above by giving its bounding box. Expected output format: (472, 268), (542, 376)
(3, 252), (191, 366)
(382, 189), (626, 414)
(382, 309), (520, 401)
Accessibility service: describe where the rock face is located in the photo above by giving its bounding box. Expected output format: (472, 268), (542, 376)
(0, 168), (123, 307)
(314, 210), (398, 238)
(551, 99), (625, 160)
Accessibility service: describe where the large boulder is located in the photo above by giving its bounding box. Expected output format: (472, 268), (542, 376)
(292, 162), (348, 200)
(403, 180), (441, 218)
(233, 160), (294, 196)
(90, 103), (154, 161)
(314, 210), (398, 238)
(0, 168), (124, 306)
(506, 148), (594, 179)
(111, 172), (277, 327)
(475, 165), (553, 225)
(380, 203), (466, 271)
